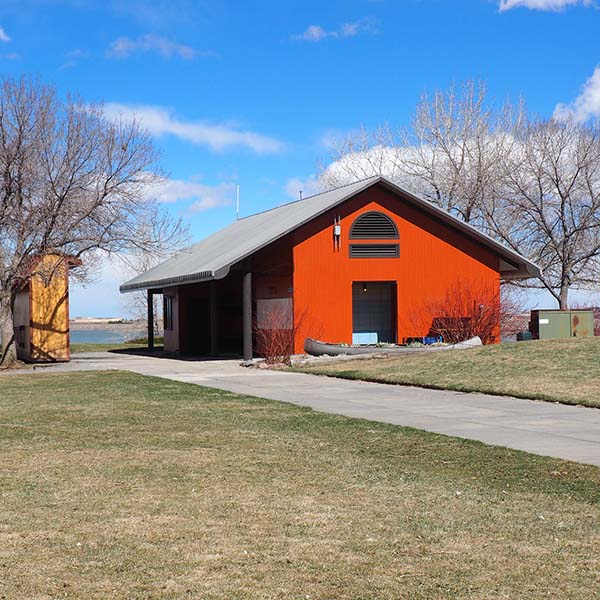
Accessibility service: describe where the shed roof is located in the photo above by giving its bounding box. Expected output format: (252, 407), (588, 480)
(120, 176), (540, 292)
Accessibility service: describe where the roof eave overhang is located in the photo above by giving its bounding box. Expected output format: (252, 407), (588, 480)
(120, 265), (232, 293)
(500, 264), (542, 281)
(120, 270), (213, 293)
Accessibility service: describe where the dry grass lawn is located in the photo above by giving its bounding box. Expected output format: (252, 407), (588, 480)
(1, 370), (600, 598)
(69, 341), (147, 353)
(296, 337), (600, 408)
(70, 338), (163, 353)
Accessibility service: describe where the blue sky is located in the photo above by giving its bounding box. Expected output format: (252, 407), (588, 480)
(1, 0), (599, 316)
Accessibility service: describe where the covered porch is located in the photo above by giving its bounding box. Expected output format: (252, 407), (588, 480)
(145, 243), (293, 360)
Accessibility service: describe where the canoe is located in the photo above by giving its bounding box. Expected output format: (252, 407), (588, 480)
(303, 336), (482, 357)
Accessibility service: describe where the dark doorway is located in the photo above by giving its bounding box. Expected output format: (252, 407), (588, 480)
(352, 282), (397, 344)
(179, 276), (244, 357)
(217, 281), (244, 355)
(187, 296), (211, 355)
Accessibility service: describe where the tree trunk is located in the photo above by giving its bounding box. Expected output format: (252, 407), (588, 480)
(558, 286), (569, 311)
(0, 293), (17, 368)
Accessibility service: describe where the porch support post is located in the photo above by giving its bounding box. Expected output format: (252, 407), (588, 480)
(147, 289), (154, 352)
(243, 270), (253, 360)
(209, 280), (218, 356)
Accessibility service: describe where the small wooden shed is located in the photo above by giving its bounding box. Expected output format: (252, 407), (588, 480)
(13, 254), (80, 363)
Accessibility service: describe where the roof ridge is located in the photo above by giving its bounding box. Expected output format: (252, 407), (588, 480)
(238, 175), (381, 222)
(298, 174), (380, 201)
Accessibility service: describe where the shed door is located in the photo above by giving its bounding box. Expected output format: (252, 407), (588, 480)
(352, 282), (396, 344)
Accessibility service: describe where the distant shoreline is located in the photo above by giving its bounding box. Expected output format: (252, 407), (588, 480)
(70, 320), (155, 332)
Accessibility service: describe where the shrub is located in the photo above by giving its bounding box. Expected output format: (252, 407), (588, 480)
(254, 302), (304, 365)
(499, 285), (528, 339)
(419, 281), (501, 345)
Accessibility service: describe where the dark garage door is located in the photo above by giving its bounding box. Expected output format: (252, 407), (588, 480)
(352, 282), (396, 343)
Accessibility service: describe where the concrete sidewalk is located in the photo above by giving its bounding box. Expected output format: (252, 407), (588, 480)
(12, 351), (600, 467)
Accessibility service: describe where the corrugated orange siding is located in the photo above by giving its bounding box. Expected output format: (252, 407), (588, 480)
(292, 184), (500, 352)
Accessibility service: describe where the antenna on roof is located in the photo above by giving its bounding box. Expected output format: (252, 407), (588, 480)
(236, 185), (240, 220)
(299, 190), (303, 201)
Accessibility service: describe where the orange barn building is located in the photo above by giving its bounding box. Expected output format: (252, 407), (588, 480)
(120, 177), (540, 358)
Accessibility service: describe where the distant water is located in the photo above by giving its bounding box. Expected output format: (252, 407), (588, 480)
(70, 329), (144, 344)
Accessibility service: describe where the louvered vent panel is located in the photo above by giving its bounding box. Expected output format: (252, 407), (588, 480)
(349, 244), (399, 258)
(350, 212), (398, 239)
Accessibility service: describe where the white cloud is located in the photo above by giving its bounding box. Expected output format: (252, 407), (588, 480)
(0, 26), (10, 43)
(320, 144), (408, 189)
(291, 17), (378, 42)
(293, 25), (330, 42)
(60, 49), (88, 70)
(143, 177), (235, 212)
(285, 175), (323, 200)
(499, 0), (594, 11)
(554, 66), (600, 122)
(66, 48), (88, 59)
(104, 103), (284, 154)
(107, 34), (205, 60)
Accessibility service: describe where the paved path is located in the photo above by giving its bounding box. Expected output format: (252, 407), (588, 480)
(10, 351), (600, 467)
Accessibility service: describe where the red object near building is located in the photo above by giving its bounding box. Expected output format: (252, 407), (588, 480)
(120, 177), (540, 358)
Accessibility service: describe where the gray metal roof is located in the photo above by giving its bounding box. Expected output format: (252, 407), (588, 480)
(120, 176), (540, 292)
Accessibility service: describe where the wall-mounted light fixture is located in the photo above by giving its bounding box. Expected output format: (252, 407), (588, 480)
(333, 216), (341, 251)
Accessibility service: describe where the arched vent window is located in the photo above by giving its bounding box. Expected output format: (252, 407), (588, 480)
(350, 211), (398, 239)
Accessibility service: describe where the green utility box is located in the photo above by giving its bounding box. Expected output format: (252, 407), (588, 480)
(529, 310), (595, 340)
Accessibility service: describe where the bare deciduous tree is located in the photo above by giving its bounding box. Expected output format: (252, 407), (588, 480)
(0, 76), (184, 367)
(486, 117), (600, 309)
(400, 82), (524, 226)
(319, 80), (600, 308)
(320, 81), (522, 226)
